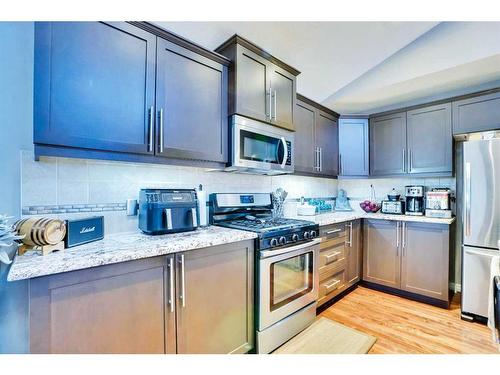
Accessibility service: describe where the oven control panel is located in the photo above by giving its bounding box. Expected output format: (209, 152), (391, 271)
(260, 226), (319, 250)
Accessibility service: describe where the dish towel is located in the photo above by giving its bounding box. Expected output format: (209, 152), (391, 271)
(487, 254), (500, 344)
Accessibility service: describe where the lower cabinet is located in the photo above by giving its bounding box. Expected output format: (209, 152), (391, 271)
(29, 241), (254, 354)
(363, 219), (450, 303)
(317, 220), (361, 307)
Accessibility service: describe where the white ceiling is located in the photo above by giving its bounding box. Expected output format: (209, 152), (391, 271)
(155, 21), (500, 114)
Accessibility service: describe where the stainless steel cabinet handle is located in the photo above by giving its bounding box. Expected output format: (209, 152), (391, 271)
(165, 208), (173, 230)
(148, 106), (154, 152)
(273, 90), (277, 121)
(267, 88), (272, 120)
(325, 251), (342, 262)
(314, 147), (319, 171)
(319, 147), (323, 172)
(401, 222), (406, 253)
(465, 162), (471, 237)
(159, 108), (164, 153)
(409, 149), (413, 172)
(179, 254), (186, 308)
(402, 149), (406, 173)
(326, 228), (342, 235)
(191, 207), (198, 228)
(168, 257), (175, 313)
(345, 222), (353, 247)
(339, 153), (342, 175)
(325, 279), (341, 292)
(396, 221), (400, 252)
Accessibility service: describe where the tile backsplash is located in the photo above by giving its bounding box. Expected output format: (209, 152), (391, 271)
(20, 150), (338, 233)
(20, 150), (456, 234)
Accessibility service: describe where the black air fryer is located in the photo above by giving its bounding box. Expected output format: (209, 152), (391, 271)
(139, 189), (198, 235)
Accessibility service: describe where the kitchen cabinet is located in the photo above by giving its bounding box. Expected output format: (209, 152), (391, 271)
(363, 219), (401, 288)
(369, 112), (407, 176)
(294, 99), (316, 174)
(34, 22), (157, 155)
(452, 90), (500, 134)
(406, 103), (452, 174)
(155, 38), (228, 163)
(363, 219), (450, 304)
(216, 35), (299, 131)
(295, 94), (340, 177)
(339, 118), (369, 177)
(175, 242), (254, 354)
(29, 241), (254, 354)
(346, 220), (362, 286)
(34, 22), (230, 167)
(400, 222), (450, 300)
(316, 112), (339, 177)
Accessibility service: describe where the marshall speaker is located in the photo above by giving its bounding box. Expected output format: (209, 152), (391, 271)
(65, 216), (104, 248)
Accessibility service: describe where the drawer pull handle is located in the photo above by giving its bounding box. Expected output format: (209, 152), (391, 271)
(325, 279), (341, 292)
(325, 251), (342, 262)
(326, 228), (342, 235)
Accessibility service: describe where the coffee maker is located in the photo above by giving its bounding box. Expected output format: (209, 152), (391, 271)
(405, 186), (425, 216)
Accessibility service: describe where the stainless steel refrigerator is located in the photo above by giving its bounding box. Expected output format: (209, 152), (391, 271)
(461, 132), (500, 320)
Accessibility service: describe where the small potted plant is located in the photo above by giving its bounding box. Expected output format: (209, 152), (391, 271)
(0, 215), (24, 265)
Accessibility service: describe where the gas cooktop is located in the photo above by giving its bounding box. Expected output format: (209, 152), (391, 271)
(217, 217), (315, 233)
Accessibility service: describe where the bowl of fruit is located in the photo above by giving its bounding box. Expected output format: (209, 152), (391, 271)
(359, 184), (381, 213)
(360, 200), (381, 213)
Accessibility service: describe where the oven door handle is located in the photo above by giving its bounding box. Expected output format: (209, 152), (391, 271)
(260, 238), (321, 259)
(279, 137), (287, 169)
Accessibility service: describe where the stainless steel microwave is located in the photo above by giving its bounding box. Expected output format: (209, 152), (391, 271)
(226, 115), (294, 175)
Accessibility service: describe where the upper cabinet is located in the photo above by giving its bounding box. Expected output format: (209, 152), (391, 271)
(406, 103), (452, 174)
(34, 22), (229, 167)
(216, 35), (299, 131)
(370, 112), (407, 176)
(452, 90), (500, 134)
(34, 22), (157, 155)
(339, 118), (369, 177)
(155, 38), (227, 163)
(294, 94), (339, 178)
(370, 104), (452, 177)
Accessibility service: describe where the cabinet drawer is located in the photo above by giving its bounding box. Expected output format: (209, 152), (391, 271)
(318, 269), (346, 306)
(319, 256), (346, 281)
(320, 223), (346, 240)
(319, 243), (346, 270)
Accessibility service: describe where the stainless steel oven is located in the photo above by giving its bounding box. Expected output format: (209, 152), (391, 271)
(226, 115), (294, 175)
(257, 238), (319, 353)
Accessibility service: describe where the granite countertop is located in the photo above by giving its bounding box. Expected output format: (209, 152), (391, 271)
(287, 211), (456, 226)
(7, 226), (258, 282)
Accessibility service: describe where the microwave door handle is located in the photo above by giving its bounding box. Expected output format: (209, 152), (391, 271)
(280, 137), (287, 169)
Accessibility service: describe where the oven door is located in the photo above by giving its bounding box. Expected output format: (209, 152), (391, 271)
(258, 239), (320, 331)
(231, 115), (294, 174)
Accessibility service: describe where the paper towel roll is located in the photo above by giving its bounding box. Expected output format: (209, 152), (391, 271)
(197, 189), (207, 227)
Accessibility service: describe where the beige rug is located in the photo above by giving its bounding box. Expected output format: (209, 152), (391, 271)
(273, 317), (377, 354)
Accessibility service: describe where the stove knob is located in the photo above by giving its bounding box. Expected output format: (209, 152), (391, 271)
(279, 236), (287, 245)
(311, 231), (317, 239)
(303, 231), (310, 240)
(291, 234), (299, 242)
(270, 238), (278, 247)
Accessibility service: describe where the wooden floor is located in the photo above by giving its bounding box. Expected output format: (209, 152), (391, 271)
(319, 286), (499, 354)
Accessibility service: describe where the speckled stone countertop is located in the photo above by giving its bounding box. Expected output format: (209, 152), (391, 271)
(7, 226), (257, 282)
(286, 211), (456, 226)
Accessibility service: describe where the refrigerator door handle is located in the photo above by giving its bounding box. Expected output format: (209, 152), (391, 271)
(465, 162), (471, 237)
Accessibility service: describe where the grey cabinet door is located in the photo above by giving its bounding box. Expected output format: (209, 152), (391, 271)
(175, 241), (254, 354)
(346, 220), (362, 285)
(339, 118), (369, 176)
(34, 22), (156, 155)
(235, 46), (270, 123)
(156, 38), (228, 163)
(452, 91), (500, 134)
(400, 222), (449, 301)
(270, 65), (296, 131)
(316, 112), (339, 177)
(29, 257), (173, 354)
(407, 103), (452, 174)
(363, 219), (400, 288)
(370, 112), (407, 176)
(294, 99), (316, 173)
